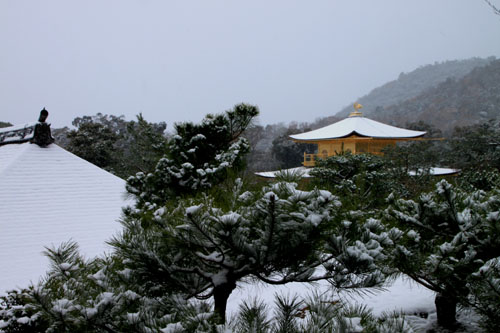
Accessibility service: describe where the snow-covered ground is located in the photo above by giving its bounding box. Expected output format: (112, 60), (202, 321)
(228, 277), (434, 317)
(228, 277), (481, 332)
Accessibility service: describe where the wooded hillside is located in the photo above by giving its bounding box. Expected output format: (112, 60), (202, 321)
(373, 59), (500, 134)
(336, 57), (495, 120)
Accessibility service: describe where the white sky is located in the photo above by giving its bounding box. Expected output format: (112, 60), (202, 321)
(1, 0), (499, 128)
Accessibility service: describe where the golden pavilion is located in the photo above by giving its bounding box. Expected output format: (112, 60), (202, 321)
(290, 104), (426, 167)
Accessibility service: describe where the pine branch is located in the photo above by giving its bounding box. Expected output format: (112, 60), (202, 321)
(406, 273), (439, 292)
(186, 212), (227, 267)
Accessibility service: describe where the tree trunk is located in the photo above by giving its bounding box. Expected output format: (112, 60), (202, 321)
(435, 292), (458, 330)
(213, 281), (236, 325)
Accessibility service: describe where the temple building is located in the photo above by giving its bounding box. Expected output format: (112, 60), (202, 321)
(290, 104), (426, 167)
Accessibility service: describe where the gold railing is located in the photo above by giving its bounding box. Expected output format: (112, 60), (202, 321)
(303, 153), (327, 167)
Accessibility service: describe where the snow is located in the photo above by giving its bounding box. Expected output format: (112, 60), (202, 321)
(0, 143), (129, 293)
(186, 205), (202, 215)
(227, 276), (437, 327)
(161, 322), (184, 332)
(255, 166), (313, 178)
(0, 123), (37, 134)
(408, 167), (460, 176)
(289, 115), (426, 141)
(306, 213), (323, 227)
(339, 278), (434, 316)
(257, 166), (460, 178)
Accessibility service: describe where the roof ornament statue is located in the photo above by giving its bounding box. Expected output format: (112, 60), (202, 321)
(31, 108), (55, 147)
(0, 108), (56, 147)
(349, 103), (364, 117)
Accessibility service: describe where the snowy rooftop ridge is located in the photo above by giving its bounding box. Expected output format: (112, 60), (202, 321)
(0, 122), (37, 145)
(290, 115), (426, 141)
(0, 108), (55, 147)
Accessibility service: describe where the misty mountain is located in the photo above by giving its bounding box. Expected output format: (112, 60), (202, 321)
(372, 58), (500, 135)
(335, 57), (495, 119)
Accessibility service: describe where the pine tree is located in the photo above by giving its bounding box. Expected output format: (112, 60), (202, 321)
(125, 103), (259, 211)
(113, 105), (388, 324)
(66, 122), (120, 171)
(384, 180), (500, 330)
(310, 153), (399, 210)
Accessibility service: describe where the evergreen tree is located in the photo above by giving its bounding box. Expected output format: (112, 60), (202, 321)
(66, 122), (120, 171)
(310, 153), (399, 210)
(446, 120), (500, 172)
(115, 104), (388, 324)
(112, 179), (388, 324)
(120, 113), (168, 176)
(384, 180), (500, 330)
(125, 103), (259, 210)
(0, 121), (13, 128)
(271, 127), (315, 169)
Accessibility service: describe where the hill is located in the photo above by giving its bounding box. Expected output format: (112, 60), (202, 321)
(335, 57), (495, 120)
(373, 58), (500, 134)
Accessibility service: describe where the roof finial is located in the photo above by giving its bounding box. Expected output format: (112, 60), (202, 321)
(39, 108), (49, 123)
(31, 108), (54, 147)
(349, 103), (363, 117)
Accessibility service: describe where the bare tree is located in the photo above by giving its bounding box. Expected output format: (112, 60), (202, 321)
(484, 0), (500, 15)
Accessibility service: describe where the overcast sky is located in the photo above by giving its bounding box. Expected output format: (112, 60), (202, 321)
(1, 0), (500, 128)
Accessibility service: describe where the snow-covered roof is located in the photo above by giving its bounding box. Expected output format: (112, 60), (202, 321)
(256, 166), (460, 178)
(255, 167), (313, 178)
(0, 143), (129, 292)
(290, 115), (426, 141)
(409, 167), (460, 176)
(0, 122), (37, 145)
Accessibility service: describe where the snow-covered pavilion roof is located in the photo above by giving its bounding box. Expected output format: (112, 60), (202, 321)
(290, 114), (426, 141)
(255, 167), (313, 178)
(0, 142), (129, 292)
(256, 166), (460, 178)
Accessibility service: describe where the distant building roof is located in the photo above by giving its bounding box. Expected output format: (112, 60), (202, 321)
(0, 140), (128, 292)
(255, 166), (459, 178)
(255, 167), (313, 178)
(290, 114), (426, 141)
